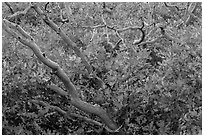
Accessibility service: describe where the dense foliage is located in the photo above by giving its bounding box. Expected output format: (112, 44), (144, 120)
(2, 2), (202, 135)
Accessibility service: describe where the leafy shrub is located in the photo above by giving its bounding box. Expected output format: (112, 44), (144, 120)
(2, 2), (202, 135)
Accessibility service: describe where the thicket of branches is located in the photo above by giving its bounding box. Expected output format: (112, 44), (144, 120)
(2, 2), (202, 135)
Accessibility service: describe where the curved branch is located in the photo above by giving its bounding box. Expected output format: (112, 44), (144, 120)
(31, 3), (105, 89)
(2, 19), (118, 130)
(4, 2), (14, 14)
(132, 22), (145, 45)
(7, 3), (32, 19)
(4, 19), (34, 40)
(30, 99), (103, 127)
(48, 85), (117, 130)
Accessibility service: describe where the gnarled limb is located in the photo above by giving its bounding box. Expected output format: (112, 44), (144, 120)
(31, 3), (105, 90)
(3, 19), (118, 130)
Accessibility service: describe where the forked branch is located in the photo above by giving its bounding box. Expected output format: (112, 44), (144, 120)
(31, 3), (105, 89)
(2, 19), (118, 130)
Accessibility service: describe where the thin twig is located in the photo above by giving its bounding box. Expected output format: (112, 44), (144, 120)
(7, 3), (32, 19)
(4, 2), (14, 14)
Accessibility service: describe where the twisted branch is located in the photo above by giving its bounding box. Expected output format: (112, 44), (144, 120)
(31, 3), (105, 89)
(2, 18), (118, 130)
